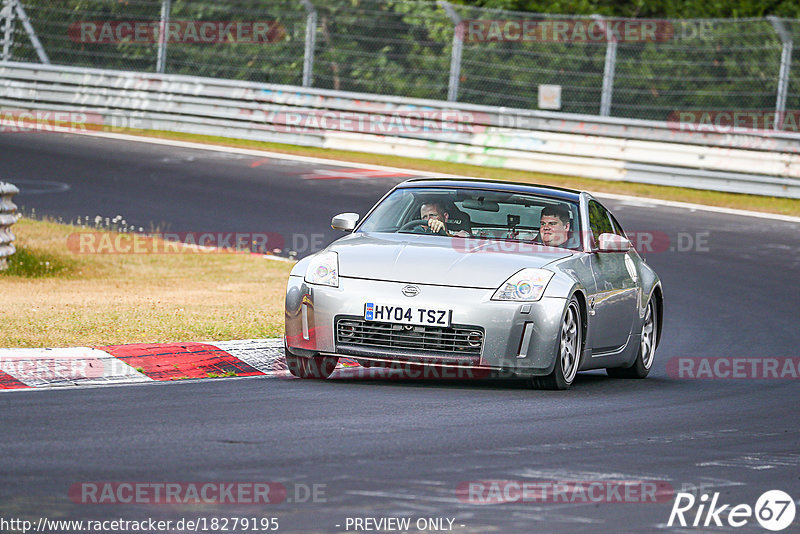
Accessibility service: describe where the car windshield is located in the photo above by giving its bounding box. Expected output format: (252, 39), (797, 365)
(357, 186), (582, 250)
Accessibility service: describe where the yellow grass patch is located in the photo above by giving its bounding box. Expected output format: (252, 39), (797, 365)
(1, 218), (293, 347)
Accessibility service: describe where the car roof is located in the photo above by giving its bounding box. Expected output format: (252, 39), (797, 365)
(395, 178), (583, 203)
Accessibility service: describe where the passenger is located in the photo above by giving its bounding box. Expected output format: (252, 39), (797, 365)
(538, 205), (571, 247)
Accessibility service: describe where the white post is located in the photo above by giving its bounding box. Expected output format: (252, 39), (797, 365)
(14, 0), (48, 64)
(439, 1), (462, 102)
(593, 14), (617, 117)
(301, 0), (317, 87)
(156, 0), (171, 73)
(2, 0), (16, 62)
(768, 16), (792, 131)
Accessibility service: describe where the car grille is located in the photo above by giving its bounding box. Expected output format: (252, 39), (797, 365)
(335, 317), (484, 358)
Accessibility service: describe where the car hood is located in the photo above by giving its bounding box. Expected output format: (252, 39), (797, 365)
(330, 232), (573, 289)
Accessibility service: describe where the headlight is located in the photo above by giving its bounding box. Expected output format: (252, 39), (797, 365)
(305, 251), (339, 287)
(491, 268), (554, 302)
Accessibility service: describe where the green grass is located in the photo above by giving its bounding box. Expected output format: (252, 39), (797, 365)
(207, 371), (238, 378)
(3, 244), (80, 278)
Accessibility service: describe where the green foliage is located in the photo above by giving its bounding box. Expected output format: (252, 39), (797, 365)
(452, 0), (800, 18)
(12, 0), (800, 120)
(1, 245), (77, 278)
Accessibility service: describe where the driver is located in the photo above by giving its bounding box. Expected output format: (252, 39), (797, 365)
(538, 204), (572, 248)
(420, 202), (470, 237)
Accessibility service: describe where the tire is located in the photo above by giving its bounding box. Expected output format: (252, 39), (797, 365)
(284, 349), (307, 378)
(531, 297), (582, 390)
(285, 349), (338, 379)
(606, 298), (658, 379)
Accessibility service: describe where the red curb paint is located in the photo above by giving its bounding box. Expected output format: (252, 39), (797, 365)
(0, 369), (30, 389)
(249, 158), (270, 168)
(98, 343), (265, 380)
(303, 168), (415, 180)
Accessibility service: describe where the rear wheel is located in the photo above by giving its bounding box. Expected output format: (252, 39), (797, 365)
(607, 298), (657, 379)
(284, 349), (338, 379)
(531, 297), (582, 390)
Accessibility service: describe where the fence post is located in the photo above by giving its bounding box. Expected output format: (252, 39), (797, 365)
(768, 16), (792, 131)
(301, 0), (317, 87)
(593, 14), (617, 117)
(156, 0), (171, 73)
(14, 0), (47, 64)
(439, 1), (462, 102)
(0, 181), (20, 271)
(2, 0), (16, 62)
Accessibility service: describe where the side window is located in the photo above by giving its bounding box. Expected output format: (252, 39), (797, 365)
(588, 200), (614, 248)
(609, 213), (626, 237)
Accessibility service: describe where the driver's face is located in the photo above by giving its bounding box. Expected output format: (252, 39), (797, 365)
(540, 215), (570, 247)
(421, 204), (447, 223)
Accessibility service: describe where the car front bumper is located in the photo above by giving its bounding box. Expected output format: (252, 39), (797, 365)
(285, 275), (568, 375)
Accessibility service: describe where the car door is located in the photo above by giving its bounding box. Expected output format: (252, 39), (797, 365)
(586, 200), (639, 353)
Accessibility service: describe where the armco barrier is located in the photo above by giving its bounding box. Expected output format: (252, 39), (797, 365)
(0, 181), (19, 270)
(1, 61), (799, 198)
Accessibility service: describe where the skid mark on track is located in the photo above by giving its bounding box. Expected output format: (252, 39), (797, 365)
(490, 429), (745, 455)
(698, 453), (800, 470)
(511, 468), (672, 481)
(9, 179), (70, 194)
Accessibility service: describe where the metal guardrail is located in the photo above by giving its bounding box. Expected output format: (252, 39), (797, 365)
(0, 181), (19, 270)
(1, 61), (800, 198)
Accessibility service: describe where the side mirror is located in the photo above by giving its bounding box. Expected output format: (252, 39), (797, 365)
(331, 212), (360, 232)
(597, 233), (631, 252)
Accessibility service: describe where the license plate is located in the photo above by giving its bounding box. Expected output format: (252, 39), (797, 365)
(364, 302), (451, 327)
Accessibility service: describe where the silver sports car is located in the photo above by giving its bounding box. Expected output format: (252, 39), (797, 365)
(284, 179), (663, 389)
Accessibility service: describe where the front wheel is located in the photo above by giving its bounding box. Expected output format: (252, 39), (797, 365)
(285, 349), (338, 379)
(531, 297), (582, 390)
(607, 298), (658, 379)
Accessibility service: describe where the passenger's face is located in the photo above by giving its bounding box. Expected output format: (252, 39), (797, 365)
(540, 215), (569, 247)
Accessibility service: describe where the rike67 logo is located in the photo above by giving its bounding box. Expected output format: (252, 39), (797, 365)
(668, 490), (795, 531)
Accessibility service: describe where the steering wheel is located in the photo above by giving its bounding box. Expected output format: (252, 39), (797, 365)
(398, 219), (448, 236)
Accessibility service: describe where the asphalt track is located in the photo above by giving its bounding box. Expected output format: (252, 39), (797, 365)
(1, 132), (799, 533)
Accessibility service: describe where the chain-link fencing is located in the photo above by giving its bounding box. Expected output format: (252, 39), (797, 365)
(3, 0), (800, 125)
